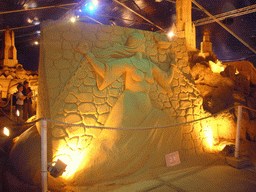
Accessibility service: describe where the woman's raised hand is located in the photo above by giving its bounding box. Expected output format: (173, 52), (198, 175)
(78, 43), (89, 55)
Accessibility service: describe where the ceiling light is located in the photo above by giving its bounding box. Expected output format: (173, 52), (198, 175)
(88, 5), (94, 11)
(27, 18), (33, 24)
(33, 21), (40, 25)
(92, 0), (98, 6)
(70, 17), (76, 23)
(84, 1), (98, 13)
(167, 31), (175, 38)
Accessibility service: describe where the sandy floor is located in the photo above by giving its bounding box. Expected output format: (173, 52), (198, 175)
(0, 113), (256, 191)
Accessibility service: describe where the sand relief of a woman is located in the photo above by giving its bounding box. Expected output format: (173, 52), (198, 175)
(78, 32), (174, 128)
(71, 32), (179, 184)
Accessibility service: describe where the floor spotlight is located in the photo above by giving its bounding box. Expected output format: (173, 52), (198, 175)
(47, 159), (67, 178)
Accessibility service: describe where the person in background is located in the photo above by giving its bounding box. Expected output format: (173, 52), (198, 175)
(22, 81), (33, 120)
(16, 84), (26, 121)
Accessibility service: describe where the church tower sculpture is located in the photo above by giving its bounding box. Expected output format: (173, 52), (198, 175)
(0, 26), (18, 67)
(176, 0), (196, 51)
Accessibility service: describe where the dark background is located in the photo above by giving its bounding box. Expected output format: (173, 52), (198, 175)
(0, 0), (255, 71)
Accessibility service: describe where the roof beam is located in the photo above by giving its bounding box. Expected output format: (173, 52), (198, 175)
(113, 0), (166, 32)
(194, 4), (256, 26)
(192, 0), (256, 55)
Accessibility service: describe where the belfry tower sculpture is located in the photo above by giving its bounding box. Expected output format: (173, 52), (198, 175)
(0, 26), (18, 67)
(176, 0), (196, 51)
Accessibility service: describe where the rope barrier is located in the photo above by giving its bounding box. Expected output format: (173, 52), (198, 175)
(46, 105), (237, 129)
(0, 97), (10, 108)
(0, 105), (241, 130)
(241, 105), (256, 113)
(0, 108), (42, 125)
(1, 104), (256, 130)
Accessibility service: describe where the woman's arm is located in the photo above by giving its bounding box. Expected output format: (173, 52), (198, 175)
(78, 43), (106, 78)
(152, 63), (175, 96)
(152, 63), (174, 84)
(17, 92), (26, 100)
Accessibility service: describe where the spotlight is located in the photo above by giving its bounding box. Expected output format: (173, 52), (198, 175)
(84, 1), (98, 13)
(16, 110), (20, 117)
(3, 127), (10, 136)
(34, 41), (39, 45)
(47, 159), (67, 178)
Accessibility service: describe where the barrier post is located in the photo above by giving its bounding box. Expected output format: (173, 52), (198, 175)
(235, 105), (242, 158)
(10, 94), (13, 119)
(41, 119), (48, 192)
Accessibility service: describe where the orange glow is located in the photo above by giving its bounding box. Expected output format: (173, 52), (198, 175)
(203, 128), (213, 148)
(235, 69), (239, 75)
(215, 143), (227, 151)
(201, 114), (236, 152)
(53, 148), (88, 179)
(27, 18), (33, 24)
(209, 60), (226, 73)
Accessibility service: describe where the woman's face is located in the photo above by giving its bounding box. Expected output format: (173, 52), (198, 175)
(126, 33), (146, 53)
(139, 42), (145, 53)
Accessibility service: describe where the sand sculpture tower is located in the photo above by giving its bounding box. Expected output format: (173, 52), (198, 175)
(200, 31), (212, 56)
(0, 26), (18, 67)
(176, 0), (196, 51)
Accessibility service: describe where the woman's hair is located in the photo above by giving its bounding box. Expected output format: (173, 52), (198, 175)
(95, 32), (145, 63)
(17, 84), (23, 89)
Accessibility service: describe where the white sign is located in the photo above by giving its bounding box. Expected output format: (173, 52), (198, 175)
(165, 151), (180, 167)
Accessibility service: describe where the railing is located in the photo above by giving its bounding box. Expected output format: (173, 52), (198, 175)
(0, 105), (253, 192)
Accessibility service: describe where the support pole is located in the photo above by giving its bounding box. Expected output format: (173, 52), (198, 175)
(41, 119), (48, 192)
(10, 94), (13, 119)
(235, 106), (242, 159)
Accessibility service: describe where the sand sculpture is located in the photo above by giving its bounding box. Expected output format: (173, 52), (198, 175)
(77, 32), (175, 128)
(8, 21), (210, 190)
(0, 27), (38, 101)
